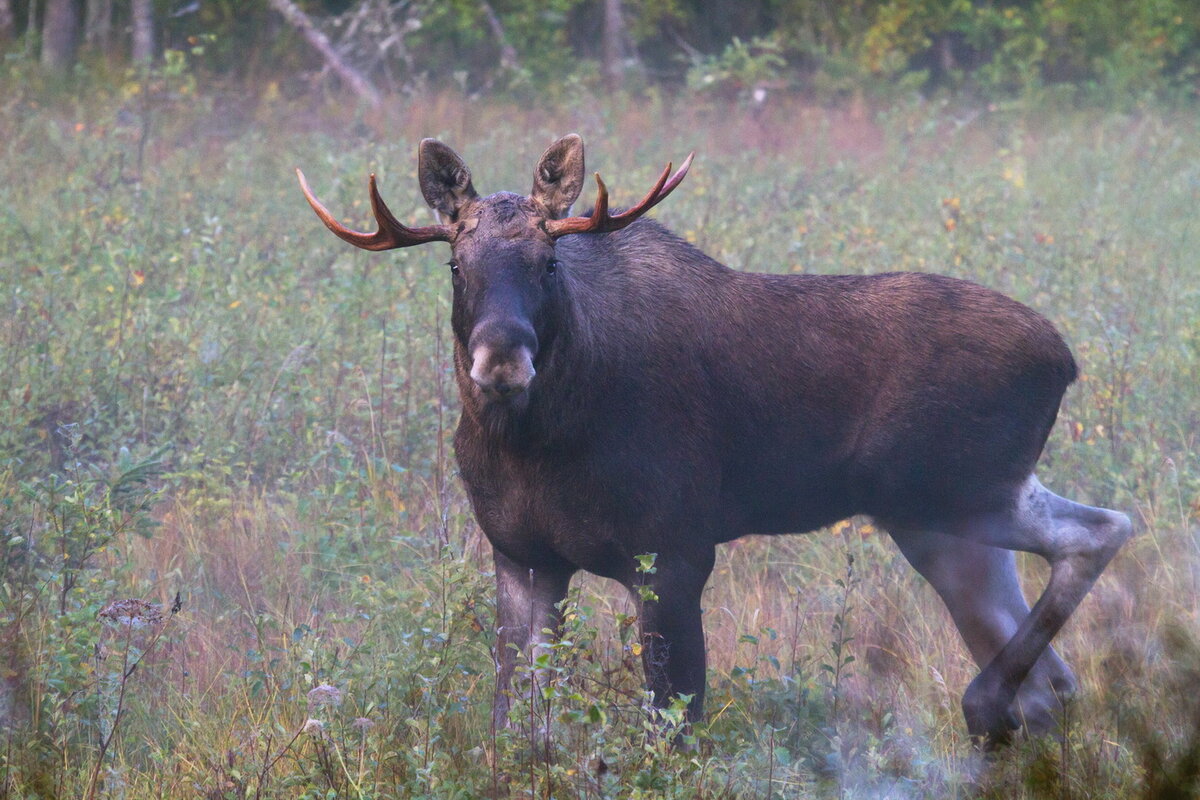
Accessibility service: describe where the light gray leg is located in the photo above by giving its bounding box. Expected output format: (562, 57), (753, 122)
(889, 528), (1078, 735)
(492, 550), (574, 731)
(943, 476), (1132, 745)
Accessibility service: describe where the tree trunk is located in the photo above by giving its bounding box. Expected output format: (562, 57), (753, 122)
(84, 0), (113, 55)
(41, 0), (79, 72)
(602, 0), (639, 91)
(21, 0), (35, 60)
(131, 0), (154, 62)
(0, 0), (15, 44)
(479, 0), (518, 72)
(267, 0), (382, 108)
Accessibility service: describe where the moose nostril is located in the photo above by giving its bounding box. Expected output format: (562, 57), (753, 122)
(469, 346), (496, 389)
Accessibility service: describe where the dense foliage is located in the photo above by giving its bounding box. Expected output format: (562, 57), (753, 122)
(3, 0), (1199, 105)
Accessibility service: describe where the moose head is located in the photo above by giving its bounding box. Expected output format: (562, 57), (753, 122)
(298, 135), (691, 407)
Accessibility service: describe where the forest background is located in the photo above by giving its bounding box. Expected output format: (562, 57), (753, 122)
(4, 0), (1200, 105)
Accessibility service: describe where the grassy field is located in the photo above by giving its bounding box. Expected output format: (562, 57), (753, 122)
(2, 79), (1199, 798)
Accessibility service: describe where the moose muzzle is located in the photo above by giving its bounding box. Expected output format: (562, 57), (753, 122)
(468, 319), (537, 400)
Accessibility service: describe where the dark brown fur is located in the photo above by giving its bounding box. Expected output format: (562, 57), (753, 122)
(455, 221), (1076, 569)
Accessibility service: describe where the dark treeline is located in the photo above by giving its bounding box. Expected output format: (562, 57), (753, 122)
(4, 0), (1199, 104)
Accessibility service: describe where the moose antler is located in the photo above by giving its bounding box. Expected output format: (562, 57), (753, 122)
(296, 169), (453, 251)
(544, 153), (694, 239)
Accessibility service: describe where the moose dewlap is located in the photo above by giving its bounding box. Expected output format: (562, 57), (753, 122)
(298, 134), (1131, 747)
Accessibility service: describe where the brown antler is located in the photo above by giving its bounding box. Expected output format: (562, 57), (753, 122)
(296, 169), (453, 251)
(544, 153), (694, 239)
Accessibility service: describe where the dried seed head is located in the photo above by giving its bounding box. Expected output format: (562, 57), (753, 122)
(352, 717), (374, 732)
(281, 344), (313, 372)
(301, 718), (325, 736)
(99, 599), (165, 629)
(306, 683), (343, 710)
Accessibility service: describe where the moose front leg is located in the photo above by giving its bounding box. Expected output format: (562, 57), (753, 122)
(628, 552), (714, 723)
(492, 550), (574, 731)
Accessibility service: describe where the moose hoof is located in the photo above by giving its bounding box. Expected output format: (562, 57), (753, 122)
(962, 678), (1020, 748)
(1011, 660), (1078, 738)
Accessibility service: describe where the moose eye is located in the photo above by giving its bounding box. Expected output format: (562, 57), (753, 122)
(546, 259), (559, 275)
(447, 260), (460, 275)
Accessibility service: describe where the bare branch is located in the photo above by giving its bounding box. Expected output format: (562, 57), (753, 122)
(268, 0), (382, 108)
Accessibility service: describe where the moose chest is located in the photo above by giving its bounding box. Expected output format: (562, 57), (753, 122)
(453, 412), (715, 581)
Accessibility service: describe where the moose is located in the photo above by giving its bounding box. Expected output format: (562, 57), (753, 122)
(297, 134), (1131, 746)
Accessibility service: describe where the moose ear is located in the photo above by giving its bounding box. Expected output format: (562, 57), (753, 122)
(418, 139), (478, 221)
(531, 134), (585, 219)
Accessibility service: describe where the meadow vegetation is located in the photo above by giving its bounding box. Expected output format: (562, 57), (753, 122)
(2, 75), (1200, 797)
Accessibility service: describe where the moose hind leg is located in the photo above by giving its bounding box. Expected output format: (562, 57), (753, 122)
(492, 550), (575, 731)
(950, 476), (1132, 745)
(888, 528), (1078, 736)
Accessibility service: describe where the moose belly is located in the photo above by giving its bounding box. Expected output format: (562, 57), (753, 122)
(719, 463), (860, 539)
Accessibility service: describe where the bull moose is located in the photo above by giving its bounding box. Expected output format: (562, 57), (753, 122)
(297, 134), (1131, 746)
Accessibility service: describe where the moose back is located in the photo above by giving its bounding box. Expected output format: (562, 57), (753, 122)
(298, 135), (1130, 746)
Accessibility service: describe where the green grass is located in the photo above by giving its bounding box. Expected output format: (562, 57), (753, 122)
(2, 80), (1199, 798)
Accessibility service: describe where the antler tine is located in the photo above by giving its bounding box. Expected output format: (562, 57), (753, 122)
(296, 168), (453, 251)
(592, 173), (610, 226)
(659, 151), (694, 198)
(545, 152), (694, 239)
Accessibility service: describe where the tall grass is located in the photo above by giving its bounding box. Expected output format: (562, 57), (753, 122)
(1, 79), (1199, 797)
